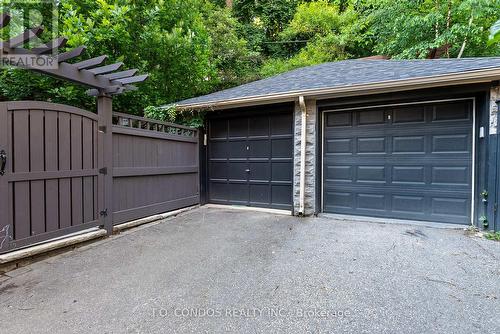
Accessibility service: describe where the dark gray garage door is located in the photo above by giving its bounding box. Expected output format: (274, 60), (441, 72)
(323, 100), (473, 224)
(208, 112), (293, 210)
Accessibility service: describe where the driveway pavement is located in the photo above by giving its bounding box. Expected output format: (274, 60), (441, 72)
(0, 207), (499, 334)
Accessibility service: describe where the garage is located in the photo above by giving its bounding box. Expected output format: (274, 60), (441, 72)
(207, 110), (294, 210)
(322, 99), (474, 224)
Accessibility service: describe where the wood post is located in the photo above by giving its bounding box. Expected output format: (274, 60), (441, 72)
(97, 93), (114, 234)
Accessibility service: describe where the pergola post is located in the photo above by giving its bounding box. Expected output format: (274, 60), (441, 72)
(97, 93), (114, 235)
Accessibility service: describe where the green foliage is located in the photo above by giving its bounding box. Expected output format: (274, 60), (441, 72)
(485, 231), (500, 241)
(202, 4), (261, 89)
(489, 19), (500, 45)
(368, 0), (500, 58)
(261, 1), (369, 76)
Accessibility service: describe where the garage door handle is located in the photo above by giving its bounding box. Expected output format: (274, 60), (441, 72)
(245, 169), (250, 173)
(0, 150), (6, 176)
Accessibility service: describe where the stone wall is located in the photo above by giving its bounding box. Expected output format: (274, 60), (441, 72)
(293, 98), (317, 215)
(490, 86), (500, 135)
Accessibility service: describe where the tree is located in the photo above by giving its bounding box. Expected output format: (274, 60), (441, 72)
(260, 0), (370, 77)
(367, 0), (500, 59)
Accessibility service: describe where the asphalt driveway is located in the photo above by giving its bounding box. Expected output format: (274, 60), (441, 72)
(0, 207), (499, 334)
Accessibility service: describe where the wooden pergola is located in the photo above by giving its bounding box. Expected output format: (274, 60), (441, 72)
(0, 12), (148, 96)
(0, 12), (149, 234)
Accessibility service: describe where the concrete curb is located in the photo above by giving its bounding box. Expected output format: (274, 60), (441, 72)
(0, 228), (107, 265)
(113, 205), (199, 233)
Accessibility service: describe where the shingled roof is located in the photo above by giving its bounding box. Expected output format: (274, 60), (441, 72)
(173, 58), (500, 109)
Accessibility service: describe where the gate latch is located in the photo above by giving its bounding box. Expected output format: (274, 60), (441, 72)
(0, 150), (6, 176)
(100, 209), (108, 217)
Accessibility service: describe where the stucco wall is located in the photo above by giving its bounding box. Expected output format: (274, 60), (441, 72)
(293, 98), (317, 216)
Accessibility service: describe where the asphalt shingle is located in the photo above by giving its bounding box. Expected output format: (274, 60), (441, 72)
(174, 58), (500, 106)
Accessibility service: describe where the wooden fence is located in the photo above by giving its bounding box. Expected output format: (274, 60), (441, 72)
(111, 113), (199, 224)
(0, 102), (199, 254)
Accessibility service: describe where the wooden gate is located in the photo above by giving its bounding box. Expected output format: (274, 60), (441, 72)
(0, 102), (100, 253)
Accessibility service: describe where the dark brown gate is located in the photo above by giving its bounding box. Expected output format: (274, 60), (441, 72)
(0, 101), (100, 253)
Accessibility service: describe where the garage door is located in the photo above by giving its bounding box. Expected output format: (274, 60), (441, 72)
(208, 112), (293, 210)
(323, 100), (473, 224)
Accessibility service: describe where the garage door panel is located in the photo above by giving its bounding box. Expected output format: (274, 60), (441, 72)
(357, 193), (385, 211)
(272, 161), (292, 182)
(357, 137), (386, 154)
(432, 134), (470, 153)
(392, 195), (425, 214)
(228, 141), (248, 158)
(432, 102), (471, 121)
(249, 139), (270, 157)
(209, 162), (228, 180)
(431, 167), (470, 186)
(249, 162), (270, 181)
(229, 118), (248, 138)
(326, 165), (353, 182)
(357, 166), (386, 183)
(393, 106), (425, 124)
(392, 136), (426, 154)
(392, 166), (425, 184)
(210, 119), (227, 139)
(358, 109), (386, 125)
(249, 116), (270, 136)
(431, 197), (470, 217)
(271, 114), (293, 135)
(326, 138), (353, 155)
(323, 100), (473, 224)
(228, 162), (248, 181)
(271, 184), (293, 208)
(272, 138), (293, 158)
(249, 184), (270, 204)
(326, 112), (352, 127)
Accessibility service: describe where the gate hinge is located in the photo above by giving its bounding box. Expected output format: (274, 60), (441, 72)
(99, 167), (107, 175)
(98, 125), (107, 133)
(100, 209), (108, 217)
(494, 203), (498, 213)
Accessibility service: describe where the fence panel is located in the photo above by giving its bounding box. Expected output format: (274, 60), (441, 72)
(111, 113), (199, 225)
(0, 102), (100, 254)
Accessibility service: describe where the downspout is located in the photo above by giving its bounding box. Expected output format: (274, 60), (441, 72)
(299, 96), (307, 216)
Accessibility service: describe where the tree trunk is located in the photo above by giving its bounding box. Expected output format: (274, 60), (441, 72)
(458, 14), (474, 59)
(445, 0), (452, 57)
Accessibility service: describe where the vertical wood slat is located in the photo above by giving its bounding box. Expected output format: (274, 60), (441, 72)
(71, 115), (83, 226)
(29, 110), (46, 235)
(93, 122), (98, 221)
(82, 117), (94, 223)
(0, 103), (11, 252)
(58, 112), (72, 229)
(45, 110), (59, 232)
(13, 109), (30, 239)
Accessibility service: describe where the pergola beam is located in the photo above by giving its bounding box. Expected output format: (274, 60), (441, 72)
(57, 46), (86, 63)
(32, 37), (68, 54)
(8, 27), (44, 48)
(113, 74), (149, 85)
(74, 55), (107, 70)
(88, 62), (123, 75)
(103, 69), (138, 80)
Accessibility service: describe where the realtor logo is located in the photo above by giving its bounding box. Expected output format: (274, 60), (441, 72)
(0, 0), (59, 69)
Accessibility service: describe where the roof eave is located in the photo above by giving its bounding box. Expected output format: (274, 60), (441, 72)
(176, 68), (500, 111)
